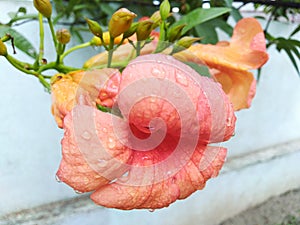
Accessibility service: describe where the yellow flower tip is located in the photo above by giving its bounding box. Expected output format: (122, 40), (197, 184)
(33, 0), (52, 18)
(56, 29), (71, 44)
(90, 32), (124, 46)
(109, 8), (137, 38)
(0, 40), (7, 56)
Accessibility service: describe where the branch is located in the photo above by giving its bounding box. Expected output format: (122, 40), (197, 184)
(233, 0), (300, 9)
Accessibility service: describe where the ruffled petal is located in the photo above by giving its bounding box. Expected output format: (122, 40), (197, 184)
(91, 145), (226, 209)
(56, 105), (132, 193)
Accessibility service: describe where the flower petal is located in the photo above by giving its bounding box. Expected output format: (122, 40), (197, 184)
(118, 54), (235, 143)
(56, 105), (132, 193)
(188, 18), (269, 71)
(213, 69), (256, 110)
(90, 146), (226, 209)
(51, 69), (121, 128)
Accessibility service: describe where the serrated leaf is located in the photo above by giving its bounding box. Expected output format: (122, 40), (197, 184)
(184, 62), (211, 78)
(171, 7), (231, 34)
(0, 26), (37, 58)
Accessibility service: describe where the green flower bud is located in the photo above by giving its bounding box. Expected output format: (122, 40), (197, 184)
(85, 18), (103, 38)
(33, 0), (52, 18)
(167, 24), (186, 42)
(160, 0), (171, 20)
(150, 11), (162, 29)
(56, 29), (71, 44)
(123, 22), (138, 39)
(176, 36), (200, 49)
(136, 20), (154, 41)
(109, 8), (137, 38)
(0, 40), (7, 56)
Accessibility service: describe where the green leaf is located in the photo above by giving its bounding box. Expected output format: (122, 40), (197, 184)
(0, 26), (37, 58)
(195, 18), (233, 44)
(171, 7), (231, 34)
(184, 62), (211, 78)
(100, 3), (114, 16)
(289, 24), (300, 38)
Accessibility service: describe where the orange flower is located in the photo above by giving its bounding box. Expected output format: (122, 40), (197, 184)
(56, 54), (236, 209)
(189, 18), (269, 110)
(51, 69), (121, 128)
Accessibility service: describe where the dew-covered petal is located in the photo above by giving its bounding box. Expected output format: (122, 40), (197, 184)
(56, 105), (132, 193)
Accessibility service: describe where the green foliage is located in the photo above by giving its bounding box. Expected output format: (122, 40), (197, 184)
(266, 24), (300, 76)
(0, 26), (37, 58)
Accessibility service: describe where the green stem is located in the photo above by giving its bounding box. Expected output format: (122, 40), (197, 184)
(107, 36), (115, 68)
(5, 54), (50, 91)
(136, 41), (141, 56)
(7, 14), (38, 26)
(265, 6), (278, 33)
(38, 61), (81, 73)
(47, 17), (58, 48)
(37, 13), (44, 66)
(60, 42), (91, 61)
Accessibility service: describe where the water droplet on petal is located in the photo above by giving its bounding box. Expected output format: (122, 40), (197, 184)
(55, 174), (61, 183)
(175, 72), (188, 86)
(148, 209), (155, 212)
(151, 67), (166, 79)
(74, 189), (83, 194)
(107, 137), (116, 149)
(102, 127), (108, 133)
(118, 171), (129, 183)
(81, 131), (91, 140)
(98, 159), (108, 167)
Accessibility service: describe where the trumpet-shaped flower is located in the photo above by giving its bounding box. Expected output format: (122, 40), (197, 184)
(55, 54), (236, 209)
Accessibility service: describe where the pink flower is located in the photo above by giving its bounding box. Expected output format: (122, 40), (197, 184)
(56, 54), (236, 210)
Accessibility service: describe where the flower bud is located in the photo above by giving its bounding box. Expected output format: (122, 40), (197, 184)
(160, 0), (171, 20)
(123, 22), (138, 39)
(167, 24), (186, 42)
(176, 36), (200, 49)
(85, 18), (103, 38)
(56, 29), (71, 44)
(0, 40), (7, 56)
(108, 8), (137, 38)
(136, 20), (154, 41)
(150, 11), (162, 29)
(90, 32), (124, 46)
(33, 0), (52, 18)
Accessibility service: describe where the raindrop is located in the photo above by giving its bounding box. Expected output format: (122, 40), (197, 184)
(98, 159), (108, 167)
(102, 127), (108, 133)
(151, 67), (166, 79)
(175, 72), (188, 86)
(118, 171), (129, 183)
(74, 189), (83, 194)
(107, 137), (116, 149)
(81, 131), (91, 140)
(55, 174), (61, 183)
(148, 209), (155, 212)
(226, 118), (231, 126)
